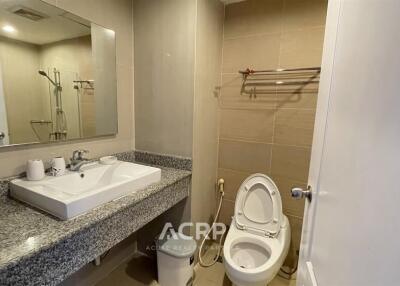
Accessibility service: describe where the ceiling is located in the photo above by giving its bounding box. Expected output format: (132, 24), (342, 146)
(0, 0), (246, 45)
(0, 0), (91, 45)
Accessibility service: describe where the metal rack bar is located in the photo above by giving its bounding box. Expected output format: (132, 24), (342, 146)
(30, 120), (52, 124)
(73, 80), (94, 83)
(239, 67), (321, 75)
(238, 67), (321, 88)
(242, 79), (320, 86)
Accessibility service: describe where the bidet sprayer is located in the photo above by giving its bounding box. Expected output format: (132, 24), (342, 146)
(199, 178), (226, 267)
(217, 178), (225, 195)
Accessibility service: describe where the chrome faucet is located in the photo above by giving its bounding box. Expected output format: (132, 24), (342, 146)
(70, 150), (94, 171)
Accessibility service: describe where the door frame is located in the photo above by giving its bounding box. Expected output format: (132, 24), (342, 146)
(297, 0), (342, 284)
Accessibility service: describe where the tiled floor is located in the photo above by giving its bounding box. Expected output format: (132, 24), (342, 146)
(96, 253), (296, 286)
(193, 261), (296, 286)
(96, 253), (158, 286)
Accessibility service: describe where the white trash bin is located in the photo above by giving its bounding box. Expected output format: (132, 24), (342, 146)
(157, 231), (197, 286)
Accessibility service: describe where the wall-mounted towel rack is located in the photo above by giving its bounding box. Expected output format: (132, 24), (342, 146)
(30, 120), (52, 124)
(239, 67), (321, 76)
(238, 67), (321, 95)
(239, 67), (320, 83)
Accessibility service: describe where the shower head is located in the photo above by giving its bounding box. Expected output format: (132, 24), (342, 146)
(38, 69), (58, 87)
(38, 70), (47, 76)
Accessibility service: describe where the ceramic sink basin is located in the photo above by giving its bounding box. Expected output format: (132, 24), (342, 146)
(10, 161), (161, 220)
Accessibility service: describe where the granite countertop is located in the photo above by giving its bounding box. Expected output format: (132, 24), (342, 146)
(0, 151), (192, 285)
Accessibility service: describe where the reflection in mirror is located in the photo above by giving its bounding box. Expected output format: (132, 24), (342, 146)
(0, 0), (117, 147)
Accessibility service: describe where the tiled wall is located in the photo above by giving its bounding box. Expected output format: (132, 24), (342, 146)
(1, 35), (95, 143)
(218, 0), (327, 265)
(133, 0), (196, 158)
(191, 0), (224, 236)
(0, 37), (45, 144)
(40, 36), (94, 140)
(132, 0), (225, 248)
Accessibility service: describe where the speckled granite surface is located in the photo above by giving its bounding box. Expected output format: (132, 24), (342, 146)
(0, 178), (11, 197)
(0, 151), (191, 286)
(134, 150), (192, 171)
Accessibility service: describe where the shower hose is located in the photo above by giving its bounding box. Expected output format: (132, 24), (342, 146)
(198, 178), (225, 267)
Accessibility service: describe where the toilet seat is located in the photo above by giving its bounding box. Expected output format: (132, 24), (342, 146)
(234, 174), (283, 237)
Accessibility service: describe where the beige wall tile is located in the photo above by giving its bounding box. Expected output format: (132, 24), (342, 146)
(134, 0), (196, 157)
(116, 66), (134, 141)
(218, 168), (251, 201)
(220, 199), (235, 226)
(0, 39), (42, 144)
(279, 27), (325, 68)
(219, 139), (272, 173)
(217, 0), (327, 271)
(0, 137), (132, 177)
(191, 0), (225, 234)
(222, 33), (281, 73)
(272, 175), (306, 217)
(285, 214), (303, 267)
(220, 109), (275, 143)
(38, 36), (94, 140)
(57, 0), (133, 69)
(271, 144), (311, 182)
(219, 74), (277, 110)
(275, 83), (319, 109)
(274, 108), (316, 146)
(282, 0), (328, 32)
(224, 0), (284, 39)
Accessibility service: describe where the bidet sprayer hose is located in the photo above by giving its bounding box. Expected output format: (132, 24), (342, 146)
(198, 178), (226, 267)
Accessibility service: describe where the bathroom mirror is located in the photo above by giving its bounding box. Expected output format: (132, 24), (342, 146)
(0, 0), (117, 147)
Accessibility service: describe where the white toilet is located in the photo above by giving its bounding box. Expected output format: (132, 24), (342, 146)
(223, 173), (291, 286)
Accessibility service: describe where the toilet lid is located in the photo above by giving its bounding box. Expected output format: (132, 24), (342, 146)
(234, 174), (283, 237)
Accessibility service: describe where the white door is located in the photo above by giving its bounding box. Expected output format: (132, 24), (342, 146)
(297, 0), (400, 285)
(0, 63), (9, 146)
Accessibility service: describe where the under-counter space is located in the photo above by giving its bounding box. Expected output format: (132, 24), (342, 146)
(0, 151), (192, 286)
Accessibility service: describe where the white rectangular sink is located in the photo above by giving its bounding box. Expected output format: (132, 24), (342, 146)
(10, 161), (161, 220)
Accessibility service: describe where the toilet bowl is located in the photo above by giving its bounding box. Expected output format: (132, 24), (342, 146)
(223, 174), (291, 286)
